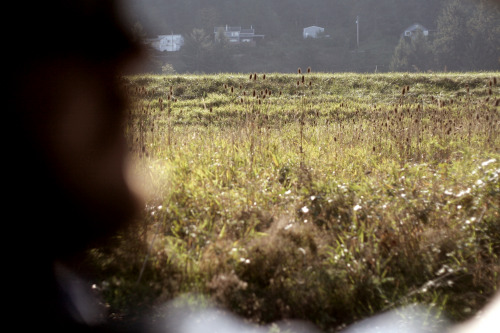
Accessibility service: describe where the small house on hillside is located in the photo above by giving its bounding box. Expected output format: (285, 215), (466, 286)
(146, 34), (184, 52)
(214, 25), (264, 45)
(303, 26), (324, 39)
(403, 24), (429, 38)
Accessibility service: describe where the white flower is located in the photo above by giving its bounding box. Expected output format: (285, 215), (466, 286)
(481, 158), (496, 167)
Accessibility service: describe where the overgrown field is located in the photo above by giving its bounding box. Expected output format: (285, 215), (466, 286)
(90, 72), (500, 331)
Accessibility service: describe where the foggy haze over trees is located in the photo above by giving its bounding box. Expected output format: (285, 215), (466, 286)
(122, 0), (500, 73)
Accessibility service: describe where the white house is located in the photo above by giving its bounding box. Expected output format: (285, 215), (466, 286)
(146, 34), (184, 52)
(214, 25), (264, 44)
(303, 26), (324, 39)
(403, 24), (429, 38)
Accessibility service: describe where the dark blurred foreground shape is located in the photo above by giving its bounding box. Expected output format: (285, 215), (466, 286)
(3, 0), (499, 332)
(5, 1), (143, 332)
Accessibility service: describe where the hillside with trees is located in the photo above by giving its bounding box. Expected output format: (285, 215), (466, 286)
(122, 0), (500, 73)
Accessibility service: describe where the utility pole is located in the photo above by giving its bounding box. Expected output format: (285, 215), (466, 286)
(356, 16), (359, 50)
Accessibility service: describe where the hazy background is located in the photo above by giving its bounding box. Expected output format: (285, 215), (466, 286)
(120, 0), (500, 73)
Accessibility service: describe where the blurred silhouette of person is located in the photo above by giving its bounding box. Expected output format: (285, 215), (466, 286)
(5, 1), (143, 332)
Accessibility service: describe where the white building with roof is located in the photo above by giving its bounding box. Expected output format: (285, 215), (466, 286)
(303, 26), (325, 39)
(146, 34), (184, 52)
(214, 25), (264, 44)
(403, 24), (429, 38)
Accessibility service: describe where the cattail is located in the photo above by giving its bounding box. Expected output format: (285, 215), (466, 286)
(309, 81), (312, 86)
(298, 67), (302, 74)
(263, 74), (266, 80)
(210, 107), (213, 113)
(297, 80), (300, 86)
(494, 77), (497, 85)
(231, 86), (234, 93)
(253, 73), (257, 80)
(249, 74), (253, 80)
(307, 67), (311, 73)
(302, 75), (305, 83)
(466, 84), (469, 93)
(406, 85), (410, 92)
(253, 90), (256, 97)
(402, 87), (406, 95)
(372, 146), (376, 152)
(224, 84), (228, 89)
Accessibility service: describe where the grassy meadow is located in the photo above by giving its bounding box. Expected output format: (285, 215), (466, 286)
(90, 72), (500, 331)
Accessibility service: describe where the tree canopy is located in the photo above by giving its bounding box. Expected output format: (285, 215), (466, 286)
(123, 0), (500, 73)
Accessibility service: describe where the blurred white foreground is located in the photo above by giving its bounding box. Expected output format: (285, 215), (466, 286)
(151, 293), (500, 333)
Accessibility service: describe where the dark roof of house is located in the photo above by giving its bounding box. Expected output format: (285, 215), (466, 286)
(214, 26), (242, 33)
(405, 23), (428, 32)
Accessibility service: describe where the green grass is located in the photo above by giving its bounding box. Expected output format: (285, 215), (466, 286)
(91, 72), (499, 331)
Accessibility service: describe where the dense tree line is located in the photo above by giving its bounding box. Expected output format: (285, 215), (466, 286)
(391, 0), (500, 71)
(124, 0), (499, 73)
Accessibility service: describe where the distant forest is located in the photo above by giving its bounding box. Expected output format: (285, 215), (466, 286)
(123, 0), (500, 73)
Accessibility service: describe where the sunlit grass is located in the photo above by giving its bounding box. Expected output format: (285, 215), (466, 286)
(94, 72), (499, 330)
